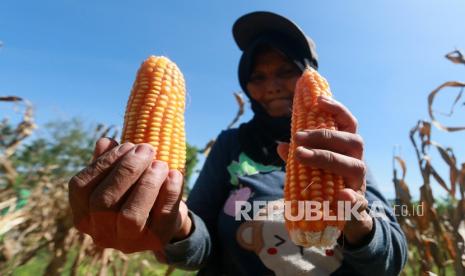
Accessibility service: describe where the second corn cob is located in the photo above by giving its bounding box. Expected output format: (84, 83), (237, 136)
(284, 66), (346, 248)
(121, 56), (186, 173)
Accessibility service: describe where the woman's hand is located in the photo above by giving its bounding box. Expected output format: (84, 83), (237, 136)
(277, 95), (373, 247)
(68, 138), (192, 255)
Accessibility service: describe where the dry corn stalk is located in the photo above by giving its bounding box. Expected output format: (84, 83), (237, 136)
(121, 56), (186, 173)
(285, 67), (345, 248)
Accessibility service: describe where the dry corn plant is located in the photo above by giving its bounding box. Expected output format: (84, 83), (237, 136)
(393, 50), (465, 276)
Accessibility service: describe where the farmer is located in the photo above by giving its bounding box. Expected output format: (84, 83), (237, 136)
(68, 11), (408, 275)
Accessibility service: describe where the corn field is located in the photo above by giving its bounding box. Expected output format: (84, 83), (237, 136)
(394, 50), (465, 276)
(0, 50), (464, 275)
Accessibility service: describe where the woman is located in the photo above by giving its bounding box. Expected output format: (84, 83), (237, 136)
(68, 11), (407, 275)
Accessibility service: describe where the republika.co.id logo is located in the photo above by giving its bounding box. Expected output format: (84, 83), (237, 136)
(234, 200), (421, 222)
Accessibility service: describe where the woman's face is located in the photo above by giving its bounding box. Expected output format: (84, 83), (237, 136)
(246, 47), (301, 117)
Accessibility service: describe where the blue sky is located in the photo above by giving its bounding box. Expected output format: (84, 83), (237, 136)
(1, 0), (464, 200)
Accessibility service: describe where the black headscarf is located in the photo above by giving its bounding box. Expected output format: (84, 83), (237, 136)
(237, 33), (318, 167)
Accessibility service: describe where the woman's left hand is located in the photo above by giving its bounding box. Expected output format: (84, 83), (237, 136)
(277, 95), (374, 247)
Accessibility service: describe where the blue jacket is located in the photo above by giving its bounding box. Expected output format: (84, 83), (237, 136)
(164, 129), (408, 276)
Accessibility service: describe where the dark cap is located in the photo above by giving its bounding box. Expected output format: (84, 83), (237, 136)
(233, 11), (319, 96)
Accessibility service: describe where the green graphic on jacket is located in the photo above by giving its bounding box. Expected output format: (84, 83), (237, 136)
(226, 152), (281, 186)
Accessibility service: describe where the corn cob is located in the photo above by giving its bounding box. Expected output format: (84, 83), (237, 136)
(121, 56), (186, 173)
(284, 66), (345, 248)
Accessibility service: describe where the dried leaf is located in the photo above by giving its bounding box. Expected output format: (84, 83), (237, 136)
(98, 249), (110, 276)
(0, 197), (17, 212)
(141, 259), (150, 267)
(422, 236), (445, 268)
(392, 156), (412, 206)
(0, 96), (23, 102)
(435, 87), (463, 118)
(199, 139), (215, 157)
(428, 81), (465, 132)
(234, 91), (245, 107)
(409, 121), (428, 165)
(2, 239), (15, 260)
(397, 179), (412, 207)
(458, 220), (465, 247)
(394, 156), (407, 180)
(418, 185), (433, 231)
(430, 141), (458, 197)
(443, 232), (457, 259)
(430, 165), (452, 194)
(445, 50), (465, 65)
(423, 239), (433, 263)
(459, 163), (465, 195)
(227, 92), (245, 129)
(420, 121), (432, 139)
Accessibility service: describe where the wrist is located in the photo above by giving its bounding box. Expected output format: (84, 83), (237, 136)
(172, 214), (192, 241)
(343, 211), (374, 246)
(170, 201), (193, 242)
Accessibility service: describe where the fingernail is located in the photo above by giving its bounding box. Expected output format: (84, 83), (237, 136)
(319, 95), (332, 102)
(105, 137), (118, 146)
(135, 144), (153, 155)
(95, 137), (110, 148)
(100, 137), (119, 149)
(118, 142), (134, 153)
(296, 146), (313, 156)
(295, 131), (306, 139)
(99, 137), (110, 143)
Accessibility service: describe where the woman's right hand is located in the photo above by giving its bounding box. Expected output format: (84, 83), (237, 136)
(68, 137), (192, 255)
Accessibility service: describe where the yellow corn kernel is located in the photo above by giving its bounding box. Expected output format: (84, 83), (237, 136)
(121, 56), (186, 173)
(284, 67), (346, 248)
